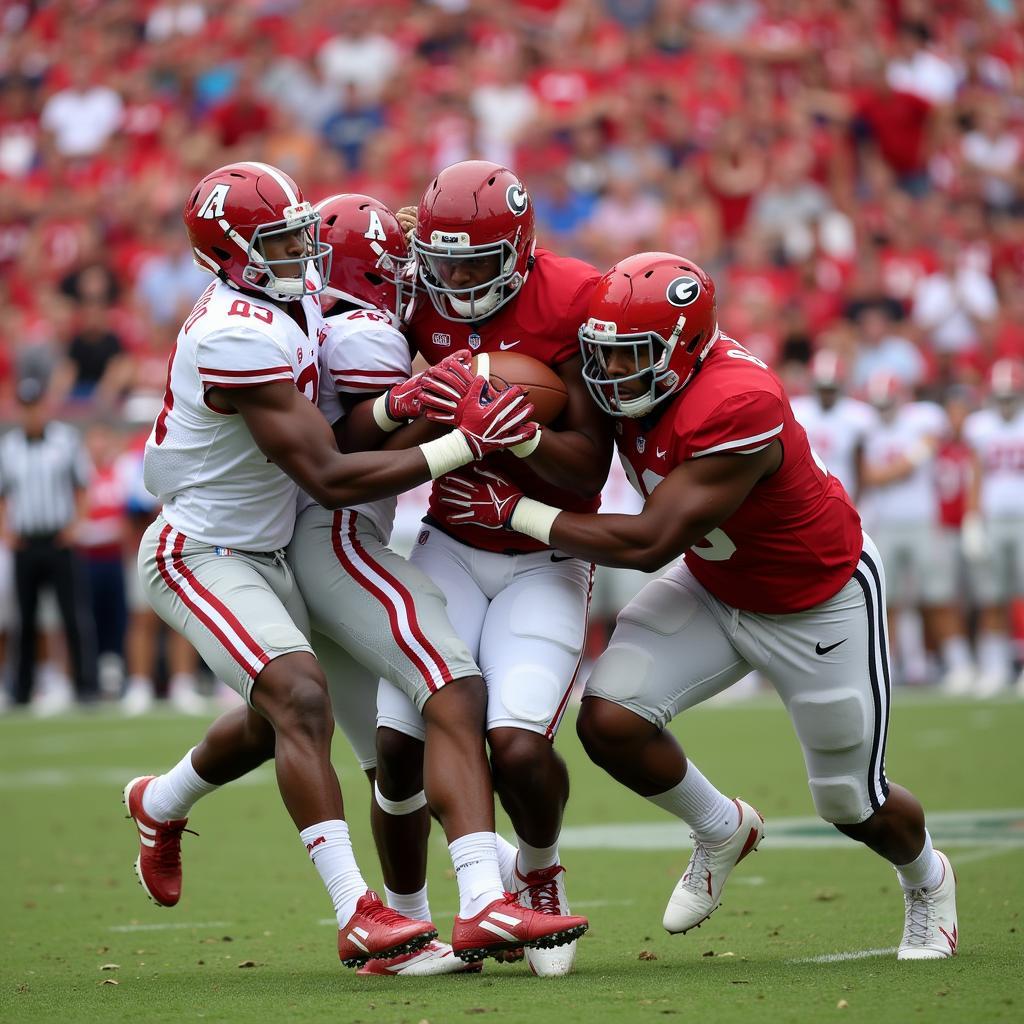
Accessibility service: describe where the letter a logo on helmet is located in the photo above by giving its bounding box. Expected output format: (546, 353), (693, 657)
(197, 183), (230, 220)
(506, 182), (529, 216)
(666, 276), (701, 307)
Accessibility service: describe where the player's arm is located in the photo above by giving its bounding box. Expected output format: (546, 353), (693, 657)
(515, 354), (614, 497)
(861, 436), (936, 487)
(211, 379), (529, 509)
(446, 442), (780, 572)
(335, 394), (446, 454)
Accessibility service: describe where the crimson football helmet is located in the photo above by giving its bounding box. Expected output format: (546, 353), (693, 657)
(184, 161), (330, 302)
(809, 349), (846, 390)
(865, 370), (909, 409)
(314, 193), (415, 326)
(579, 252), (719, 418)
(412, 160), (536, 323)
(989, 357), (1024, 400)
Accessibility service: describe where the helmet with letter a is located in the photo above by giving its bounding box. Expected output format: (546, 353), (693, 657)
(313, 193), (415, 327)
(412, 160), (536, 323)
(183, 161), (331, 302)
(579, 252), (718, 418)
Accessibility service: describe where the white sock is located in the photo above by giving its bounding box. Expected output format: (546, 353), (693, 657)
(495, 833), (519, 890)
(384, 883), (430, 923)
(449, 831), (504, 918)
(142, 748), (219, 821)
(299, 820), (368, 926)
(896, 830), (944, 892)
(941, 636), (972, 671)
(515, 836), (559, 876)
(125, 674), (152, 693)
(978, 632), (1010, 677)
(169, 672), (198, 692)
(646, 761), (739, 843)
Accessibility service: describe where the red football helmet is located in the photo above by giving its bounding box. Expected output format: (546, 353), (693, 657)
(579, 252), (718, 418)
(865, 370), (908, 410)
(412, 160), (536, 323)
(809, 349), (846, 390)
(314, 194), (415, 326)
(184, 161), (330, 302)
(989, 357), (1024, 400)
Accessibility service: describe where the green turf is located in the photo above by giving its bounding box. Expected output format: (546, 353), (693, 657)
(2, 696), (1022, 1024)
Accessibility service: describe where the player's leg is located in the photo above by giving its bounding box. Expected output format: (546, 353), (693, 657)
(754, 536), (956, 959)
(970, 520), (1017, 696)
(930, 528), (974, 694)
(133, 518), (435, 964)
(579, 564), (762, 935)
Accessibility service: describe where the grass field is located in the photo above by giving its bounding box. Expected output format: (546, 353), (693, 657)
(2, 695), (1022, 1024)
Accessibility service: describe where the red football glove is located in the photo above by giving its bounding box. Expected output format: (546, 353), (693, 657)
(420, 349), (476, 424)
(452, 375), (538, 458)
(381, 372), (425, 422)
(438, 468), (525, 531)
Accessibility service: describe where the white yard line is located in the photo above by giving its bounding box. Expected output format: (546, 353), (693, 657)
(789, 947), (897, 964)
(109, 921), (232, 933)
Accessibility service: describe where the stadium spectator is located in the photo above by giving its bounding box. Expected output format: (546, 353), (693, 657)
(40, 58), (123, 159)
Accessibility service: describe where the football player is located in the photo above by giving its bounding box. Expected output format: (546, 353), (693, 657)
(124, 162), (581, 970)
(790, 350), (876, 501)
(859, 372), (952, 686)
(287, 193), (585, 972)
(373, 160), (613, 976)
(963, 359), (1024, 696)
(440, 252), (959, 961)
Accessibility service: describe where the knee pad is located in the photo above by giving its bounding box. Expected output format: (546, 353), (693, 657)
(373, 781), (427, 816)
(807, 775), (871, 825)
(500, 663), (564, 725)
(584, 643), (655, 704)
(789, 689), (867, 753)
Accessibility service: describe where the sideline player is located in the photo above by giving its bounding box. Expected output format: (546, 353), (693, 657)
(790, 350), (875, 501)
(440, 252), (959, 961)
(963, 359), (1024, 696)
(125, 162), (585, 968)
(289, 193), (530, 974)
(375, 160), (612, 975)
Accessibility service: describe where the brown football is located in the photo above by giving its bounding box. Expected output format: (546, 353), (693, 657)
(470, 351), (568, 425)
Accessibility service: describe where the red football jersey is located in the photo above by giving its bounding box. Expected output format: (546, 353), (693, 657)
(410, 248), (603, 553)
(935, 438), (973, 529)
(616, 334), (863, 613)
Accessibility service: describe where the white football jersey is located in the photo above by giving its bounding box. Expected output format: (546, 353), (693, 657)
(964, 405), (1024, 520)
(860, 401), (947, 527)
(299, 308), (412, 540)
(790, 395), (876, 497)
(144, 278), (323, 551)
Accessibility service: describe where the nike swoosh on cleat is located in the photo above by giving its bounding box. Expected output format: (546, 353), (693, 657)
(815, 638), (848, 655)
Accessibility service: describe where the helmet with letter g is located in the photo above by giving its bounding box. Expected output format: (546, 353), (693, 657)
(183, 161), (331, 302)
(314, 193), (415, 326)
(412, 160), (536, 323)
(579, 252), (719, 418)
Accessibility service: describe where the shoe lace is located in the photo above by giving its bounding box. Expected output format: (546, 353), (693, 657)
(152, 823), (198, 871)
(364, 900), (419, 927)
(902, 888), (936, 945)
(680, 834), (711, 896)
(517, 866), (565, 915)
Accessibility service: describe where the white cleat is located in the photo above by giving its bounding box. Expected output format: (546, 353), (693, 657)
(974, 670), (1010, 699)
(168, 678), (208, 715)
(516, 862), (576, 977)
(898, 850), (958, 960)
(663, 798), (764, 935)
(121, 680), (155, 717)
(940, 666), (975, 697)
(355, 939), (481, 976)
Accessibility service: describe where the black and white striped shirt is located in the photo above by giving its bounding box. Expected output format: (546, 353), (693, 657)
(0, 423), (92, 537)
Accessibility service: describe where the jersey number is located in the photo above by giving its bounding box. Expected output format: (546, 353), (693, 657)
(228, 299), (273, 324)
(296, 362), (318, 404)
(689, 528), (737, 562)
(154, 343), (177, 445)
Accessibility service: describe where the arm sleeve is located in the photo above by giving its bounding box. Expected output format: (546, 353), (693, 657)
(195, 328), (294, 389)
(325, 318), (412, 396)
(684, 390), (787, 460)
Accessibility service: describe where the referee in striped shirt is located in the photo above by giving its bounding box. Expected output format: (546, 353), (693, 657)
(0, 378), (98, 706)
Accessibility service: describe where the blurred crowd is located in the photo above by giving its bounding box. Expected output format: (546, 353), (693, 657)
(1, 0), (1023, 710)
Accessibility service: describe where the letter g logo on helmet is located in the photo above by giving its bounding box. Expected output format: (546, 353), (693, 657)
(506, 183), (529, 216)
(666, 276), (701, 307)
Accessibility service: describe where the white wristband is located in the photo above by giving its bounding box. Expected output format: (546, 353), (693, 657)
(372, 393), (404, 432)
(509, 425), (542, 459)
(419, 431), (474, 479)
(510, 497), (561, 545)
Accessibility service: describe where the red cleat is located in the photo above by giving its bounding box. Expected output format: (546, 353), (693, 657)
(451, 892), (588, 963)
(122, 775), (195, 907)
(338, 891), (438, 968)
